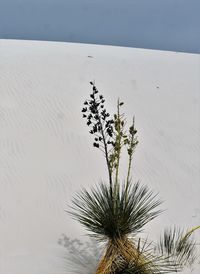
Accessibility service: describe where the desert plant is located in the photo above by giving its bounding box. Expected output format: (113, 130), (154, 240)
(68, 82), (198, 274)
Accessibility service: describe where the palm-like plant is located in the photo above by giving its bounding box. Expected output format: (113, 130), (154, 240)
(69, 82), (198, 274)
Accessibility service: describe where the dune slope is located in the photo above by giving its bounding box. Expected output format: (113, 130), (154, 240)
(0, 39), (199, 273)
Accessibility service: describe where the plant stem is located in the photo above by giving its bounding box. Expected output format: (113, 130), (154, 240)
(182, 225), (200, 241)
(125, 117), (135, 199)
(93, 94), (113, 196)
(100, 121), (113, 196)
(114, 99), (122, 199)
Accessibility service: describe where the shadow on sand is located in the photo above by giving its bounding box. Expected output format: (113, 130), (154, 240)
(58, 234), (103, 274)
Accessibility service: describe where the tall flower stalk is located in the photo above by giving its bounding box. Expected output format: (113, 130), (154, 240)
(81, 82), (138, 203)
(69, 82), (198, 274)
(81, 82), (114, 195)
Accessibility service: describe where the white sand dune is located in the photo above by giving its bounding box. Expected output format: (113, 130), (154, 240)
(0, 39), (199, 273)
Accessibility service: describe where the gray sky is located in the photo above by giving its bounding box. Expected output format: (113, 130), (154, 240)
(0, 0), (199, 53)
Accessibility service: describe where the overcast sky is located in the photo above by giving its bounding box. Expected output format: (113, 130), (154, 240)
(0, 0), (199, 53)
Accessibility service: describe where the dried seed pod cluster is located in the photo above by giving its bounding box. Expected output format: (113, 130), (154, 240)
(82, 82), (115, 150)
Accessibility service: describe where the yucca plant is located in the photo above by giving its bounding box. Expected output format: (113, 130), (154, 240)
(69, 82), (198, 274)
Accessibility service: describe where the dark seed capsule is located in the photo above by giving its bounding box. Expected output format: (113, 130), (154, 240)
(87, 121), (91, 126)
(83, 114), (87, 118)
(129, 126), (134, 134)
(84, 101), (88, 105)
(93, 86), (98, 94)
(93, 142), (99, 148)
(82, 107), (87, 112)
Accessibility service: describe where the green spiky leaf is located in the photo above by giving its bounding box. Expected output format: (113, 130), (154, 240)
(68, 181), (162, 240)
